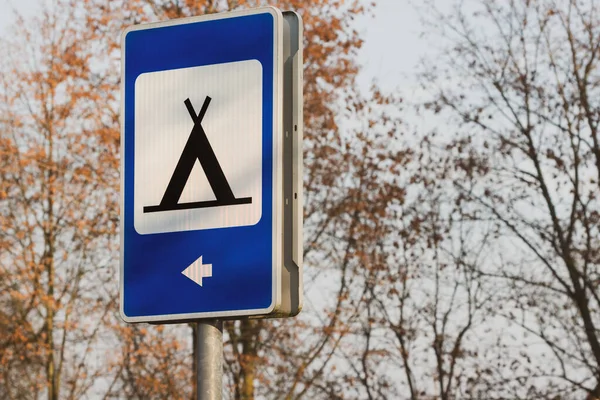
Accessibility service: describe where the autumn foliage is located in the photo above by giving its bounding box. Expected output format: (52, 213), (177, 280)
(1, 0), (599, 399)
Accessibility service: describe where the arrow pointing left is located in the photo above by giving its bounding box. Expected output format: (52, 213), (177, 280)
(182, 255), (212, 286)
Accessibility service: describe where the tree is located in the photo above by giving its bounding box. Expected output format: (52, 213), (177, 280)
(417, 0), (600, 397)
(105, 324), (192, 399)
(312, 88), (497, 399)
(0, 1), (121, 398)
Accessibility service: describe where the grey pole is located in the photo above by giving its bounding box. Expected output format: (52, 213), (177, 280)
(196, 320), (223, 400)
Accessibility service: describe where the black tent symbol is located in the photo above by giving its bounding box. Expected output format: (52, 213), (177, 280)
(143, 96), (252, 213)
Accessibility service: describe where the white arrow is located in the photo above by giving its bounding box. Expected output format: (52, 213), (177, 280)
(182, 255), (212, 286)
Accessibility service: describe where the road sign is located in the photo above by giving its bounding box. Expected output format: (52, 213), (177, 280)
(120, 7), (302, 323)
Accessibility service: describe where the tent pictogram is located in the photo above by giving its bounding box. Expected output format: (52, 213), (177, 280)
(143, 96), (252, 213)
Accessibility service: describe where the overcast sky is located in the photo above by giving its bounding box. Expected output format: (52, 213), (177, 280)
(0, 0), (425, 93)
(356, 0), (424, 91)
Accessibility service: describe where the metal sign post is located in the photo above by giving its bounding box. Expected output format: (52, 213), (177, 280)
(196, 320), (223, 400)
(120, 6), (302, 398)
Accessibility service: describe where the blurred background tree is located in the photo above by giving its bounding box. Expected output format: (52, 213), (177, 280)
(1, 0), (599, 399)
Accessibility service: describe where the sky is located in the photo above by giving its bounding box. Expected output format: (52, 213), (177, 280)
(0, 0), (425, 94)
(356, 0), (425, 91)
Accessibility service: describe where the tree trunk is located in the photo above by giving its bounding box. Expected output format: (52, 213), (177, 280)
(191, 323), (198, 400)
(239, 320), (260, 400)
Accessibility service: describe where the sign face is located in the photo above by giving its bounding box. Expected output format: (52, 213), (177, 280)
(121, 8), (284, 322)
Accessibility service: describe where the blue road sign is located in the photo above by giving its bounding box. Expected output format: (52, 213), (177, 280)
(120, 7), (288, 322)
